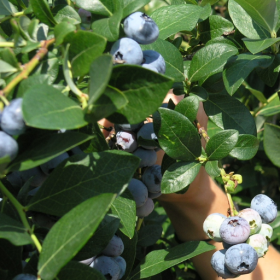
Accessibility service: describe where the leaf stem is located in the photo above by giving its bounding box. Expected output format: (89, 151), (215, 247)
(0, 180), (42, 252)
(0, 38), (55, 97)
(0, 42), (15, 48)
(136, 217), (143, 231)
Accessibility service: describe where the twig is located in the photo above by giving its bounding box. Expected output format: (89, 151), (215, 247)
(197, 122), (210, 142)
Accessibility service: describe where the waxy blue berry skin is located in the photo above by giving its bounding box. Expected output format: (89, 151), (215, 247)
(142, 64), (159, 73)
(137, 123), (158, 150)
(238, 208), (262, 235)
(1, 98), (26, 135)
(219, 216), (250, 245)
(124, 12), (159, 45)
(128, 178), (148, 208)
(110, 38), (143, 65)
(142, 165), (162, 193)
(136, 197), (154, 217)
(0, 131), (18, 161)
(92, 256), (121, 280)
(142, 50), (166, 74)
(40, 152), (69, 175)
(225, 244), (258, 275)
(115, 122), (144, 133)
(211, 249), (237, 279)
(133, 147), (157, 168)
(251, 194), (277, 224)
(102, 235), (124, 257)
(114, 256), (126, 279)
(203, 213), (226, 242)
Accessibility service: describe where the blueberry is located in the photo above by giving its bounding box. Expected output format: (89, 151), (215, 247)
(113, 256), (126, 279)
(142, 64), (158, 73)
(40, 152), (69, 175)
(142, 50), (166, 74)
(203, 213), (226, 242)
(115, 122), (144, 133)
(257, 223), (273, 242)
(142, 165), (162, 193)
(137, 123), (158, 149)
(136, 197), (154, 218)
(1, 98), (26, 135)
(12, 274), (37, 280)
(128, 178), (148, 208)
(79, 256), (95, 266)
(148, 191), (162, 199)
(0, 131), (18, 160)
(246, 234), (268, 258)
(210, 249), (238, 279)
(6, 171), (23, 188)
(78, 8), (92, 24)
(28, 186), (41, 196)
(219, 216), (251, 245)
(110, 38), (143, 65)
(132, 147), (157, 168)
(116, 131), (137, 153)
(92, 256), (121, 280)
(225, 243), (258, 275)
(251, 194), (277, 224)
(102, 235), (124, 257)
(20, 167), (48, 187)
(238, 208), (262, 235)
(124, 12), (159, 44)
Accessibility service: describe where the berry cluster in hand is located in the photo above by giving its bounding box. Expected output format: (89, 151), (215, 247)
(110, 12), (166, 74)
(204, 194), (277, 278)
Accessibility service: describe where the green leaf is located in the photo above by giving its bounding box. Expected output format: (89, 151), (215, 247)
(0, 213), (32, 246)
(243, 83), (267, 103)
(138, 224), (162, 247)
(233, 0), (278, 33)
(228, 0), (270, 39)
(53, 5), (81, 25)
(161, 153), (176, 175)
(54, 21), (76, 46)
(111, 189), (136, 239)
(115, 0), (151, 18)
(189, 86), (209, 102)
(22, 84), (88, 130)
(175, 96), (199, 122)
(68, 31), (107, 77)
(30, 0), (57, 26)
(27, 151), (140, 216)
(205, 161), (220, 177)
(8, 131), (93, 171)
(150, 5), (202, 40)
(0, 48), (20, 70)
(0, 60), (18, 74)
(154, 108), (201, 161)
(73, 215), (120, 261)
(243, 38), (280, 54)
(223, 54), (273, 96)
(229, 134), (259, 160)
(38, 193), (115, 280)
(107, 65), (173, 124)
(57, 261), (106, 280)
(189, 43), (238, 82)
(264, 123), (280, 168)
(200, 0), (219, 6)
(141, 38), (184, 82)
(129, 241), (214, 280)
(161, 161), (201, 194)
(91, 9), (122, 42)
(257, 95), (280, 117)
(206, 130), (239, 160)
(74, 0), (113, 16)
(88, 54), (113, 106)
(0, 0), (18, 15)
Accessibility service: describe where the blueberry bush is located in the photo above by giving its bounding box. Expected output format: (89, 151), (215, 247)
(0, 0), (280, 279)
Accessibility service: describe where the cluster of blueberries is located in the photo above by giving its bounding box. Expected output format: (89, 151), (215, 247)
(203, 194), (277, 278)
(110, 12), (166, 73)
(114, 121), (162, 218)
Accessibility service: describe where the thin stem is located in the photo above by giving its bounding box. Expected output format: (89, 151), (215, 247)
(136, 217), (144, 231)
(0, 42), (15, 48)
(0, 95), (9, 106)
(0, 180), (42, 252)
(1, 196), (7, 212)
(0, 38), (55, 97)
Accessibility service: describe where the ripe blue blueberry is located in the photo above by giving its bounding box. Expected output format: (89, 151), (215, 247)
(219, 216), (251, 245)
(0, 131), (18, 161)
(1, 98), (26, 135)
(250, 194), (277, 224)
(110, 38), (143, 65)
(148, 191), (162, 199)
(133, 147), (157, 168)
(210, 249), (237, 279)
(115, 122), (144, 133)
(114, 256), (126, 279)
(225, 243), (258, 275)
(20, 167), (48, 187)
(142, 64), (158, 73)
(12, 274), (37, 280)
(142, 165), (162, 193)
(142, 50), (166, 74)
(137, 123), (158, 149)
(203, 213), (226, 242)
(116, 131), (137, 153)
(246, 234), (268, 258)
(136, 197), (154, 217)
(78, 8), (91, 24)
(128, 178), (148, 208)
(238, 208), (262, 235)
(257, 223), (273, 242)
(92, 256), (121, 280)
(102, 235), (124, 257)
(123, 12), (159, 44)
(40, 152), (69, 175)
